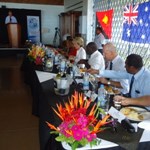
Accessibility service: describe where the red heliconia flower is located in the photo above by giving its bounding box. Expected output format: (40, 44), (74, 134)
(46, 91), (111, 148)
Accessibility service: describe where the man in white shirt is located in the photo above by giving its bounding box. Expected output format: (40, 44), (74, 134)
(5, 10), (17, 24)
(97, 42), (129, 94)
(94, 27), (105, 54)
(78, 42), (105, 70)
(88, 54), (150, 100)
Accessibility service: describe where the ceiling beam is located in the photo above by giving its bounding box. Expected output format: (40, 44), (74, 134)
(0, 0), (64, 5)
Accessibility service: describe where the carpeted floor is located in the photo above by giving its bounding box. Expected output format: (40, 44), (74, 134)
(0, 55), (40, 150)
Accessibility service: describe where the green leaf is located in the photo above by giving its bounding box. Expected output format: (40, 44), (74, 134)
(65, 137), (74, 144)
(50, 131), (59, 134)
(98, 107), (106, 114)
(28, 56), (35, 62)
(90, 138), (101, 148)
(55, 135), (66, 142)
(89, 125), (94, 131)
(71, 141), (79, 150)
(80, 138), (88, 146)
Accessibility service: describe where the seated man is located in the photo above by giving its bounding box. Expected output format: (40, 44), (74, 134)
(87, 54), (150, 99)
(78, 42), (105, 70)
(97, 42), (129, 95)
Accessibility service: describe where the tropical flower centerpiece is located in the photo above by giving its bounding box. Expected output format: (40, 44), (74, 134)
(28, 44), (45, 65)
(46, 91), (111, 150)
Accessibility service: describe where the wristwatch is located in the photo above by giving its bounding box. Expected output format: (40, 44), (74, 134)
(107, 81), (111, 85)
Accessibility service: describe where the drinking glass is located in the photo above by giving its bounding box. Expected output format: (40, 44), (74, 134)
(104, 94), (111, 113)
(89, 75), (98, 92)
(44, 57), (53, 72)
(113, 98), (122, 110)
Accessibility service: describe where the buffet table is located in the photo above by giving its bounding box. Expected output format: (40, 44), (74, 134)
(21, 58), (150, 150)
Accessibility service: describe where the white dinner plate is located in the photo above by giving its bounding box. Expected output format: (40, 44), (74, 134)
(120, 107), (150, 122)
(138, 120), (150, 130)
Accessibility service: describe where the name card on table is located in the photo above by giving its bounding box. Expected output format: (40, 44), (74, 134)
(108, 106), (126, 123)
(108, 107), (136, 133)
(85, 90), (98, 101)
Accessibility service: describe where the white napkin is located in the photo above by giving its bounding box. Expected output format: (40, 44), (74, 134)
(35, 70), (56, 83)
(138, 119), (150, 130)
(140, 130), (150, 142)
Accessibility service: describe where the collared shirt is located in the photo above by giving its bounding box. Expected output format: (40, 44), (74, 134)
(94, 33), (105, 49)
(100, 67), (150, 110)
(75, 47), (86, 68)
(5, 16), (17, 24)
(88, 50), (105, 70)
(106, 55), (129, 94)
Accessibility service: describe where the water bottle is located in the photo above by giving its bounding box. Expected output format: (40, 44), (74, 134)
(60, 59), (66, 72)
(54, 54), (59, 65)
(83, 73), (89, 91)
(98, 84), (107, 108)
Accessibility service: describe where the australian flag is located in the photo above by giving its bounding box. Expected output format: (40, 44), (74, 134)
(122, 1), (150, 44)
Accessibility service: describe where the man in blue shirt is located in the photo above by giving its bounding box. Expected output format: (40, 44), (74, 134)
(88, 54), (150, 98)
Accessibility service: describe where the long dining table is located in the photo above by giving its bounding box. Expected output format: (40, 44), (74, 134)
(21, 57), (150, 150)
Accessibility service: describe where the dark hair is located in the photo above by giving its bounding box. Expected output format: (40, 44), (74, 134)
(86, 42), (98, 55)
(67, 36), (72, 40)
(126, 54), (143, 69)
(68, 38), (73, 42)
(96, 27), (103, 32)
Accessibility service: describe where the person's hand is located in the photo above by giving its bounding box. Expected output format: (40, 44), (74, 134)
(87, 68), (99, 74)
(98, 77), (108, 84)
(114, 95), (130, 106)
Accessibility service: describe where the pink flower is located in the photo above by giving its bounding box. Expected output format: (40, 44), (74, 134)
(86, 133), (97, 142)
(71, 125), (89, 141)
(77, 114), (88, 127)
(59, 121), (72, 137)
(72, 125), (83, 141)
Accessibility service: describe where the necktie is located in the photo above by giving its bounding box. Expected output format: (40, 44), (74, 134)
(109, 62), (113, 70)
(106, 62), (113, 80)
(10, 16), (12, 23)
(128, 75), (134, 97)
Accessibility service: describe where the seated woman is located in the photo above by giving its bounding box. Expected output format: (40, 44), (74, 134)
(61, 37), (77, 59)
(67, 38), (77, 57)
(72, 37), (86, 68)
